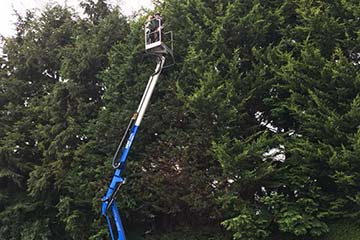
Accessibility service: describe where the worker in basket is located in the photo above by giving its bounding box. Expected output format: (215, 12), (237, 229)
(146, 12), (163, 44)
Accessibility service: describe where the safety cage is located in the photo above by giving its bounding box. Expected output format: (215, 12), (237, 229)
(144, 18), (174, 57)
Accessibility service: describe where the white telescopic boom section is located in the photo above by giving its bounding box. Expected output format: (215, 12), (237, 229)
(135, 56), (165, 126)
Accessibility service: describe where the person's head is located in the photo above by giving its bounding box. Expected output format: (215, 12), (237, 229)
(147, 15), (153, 21)
(154, 12), (161, 19)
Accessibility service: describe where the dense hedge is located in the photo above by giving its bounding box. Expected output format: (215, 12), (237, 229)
(1, 0), (359, 239)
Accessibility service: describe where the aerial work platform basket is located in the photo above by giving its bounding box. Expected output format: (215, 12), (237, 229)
(145, 18), (174, 66)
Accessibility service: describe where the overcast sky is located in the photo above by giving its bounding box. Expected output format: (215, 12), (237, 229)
(0, 0), (154, 37)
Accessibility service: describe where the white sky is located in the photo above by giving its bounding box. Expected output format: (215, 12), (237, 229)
(0, 0), (154, 37)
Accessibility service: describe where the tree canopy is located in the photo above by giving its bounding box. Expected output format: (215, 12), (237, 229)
(0, 0), (359, 239)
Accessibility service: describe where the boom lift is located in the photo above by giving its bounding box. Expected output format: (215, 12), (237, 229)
(101, 17), (174, 240)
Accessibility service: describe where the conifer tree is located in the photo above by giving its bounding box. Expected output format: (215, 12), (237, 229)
(1, 0), (359, 239)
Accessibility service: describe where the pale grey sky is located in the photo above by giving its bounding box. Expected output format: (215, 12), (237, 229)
(0, 0), (154, 37)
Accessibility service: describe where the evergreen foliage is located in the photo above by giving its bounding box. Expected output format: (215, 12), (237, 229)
(0, 0), (359, 239)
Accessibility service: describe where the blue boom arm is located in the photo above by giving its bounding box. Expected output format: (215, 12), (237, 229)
(101, 56), (165, 240)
